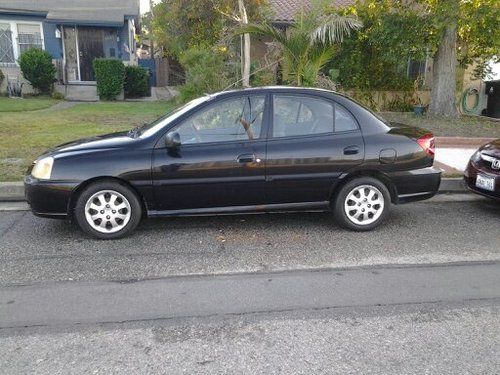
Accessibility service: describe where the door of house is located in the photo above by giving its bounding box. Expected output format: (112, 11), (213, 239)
(77, 27), (104, 81)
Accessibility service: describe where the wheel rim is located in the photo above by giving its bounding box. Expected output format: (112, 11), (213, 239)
(84, 190), (131, 234)
(344, 185), (385, 226)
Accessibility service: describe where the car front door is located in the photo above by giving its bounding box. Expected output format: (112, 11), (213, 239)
(152, 94), (268, 212)
(265, 93), (364, 205)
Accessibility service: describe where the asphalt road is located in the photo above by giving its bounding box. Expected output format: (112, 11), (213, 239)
(0, 196), (498, 285)
(2, 300), (499, 374)
(1, 261), (500, 328)
(1, 196), (499, 374)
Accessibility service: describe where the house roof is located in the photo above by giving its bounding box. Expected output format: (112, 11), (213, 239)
(269, 0), (355, 23)
(0, 0), (139, 25)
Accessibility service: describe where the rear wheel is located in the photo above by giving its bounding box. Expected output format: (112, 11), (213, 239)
(74, 181), (142, 239)
(333, 177), (391, 231)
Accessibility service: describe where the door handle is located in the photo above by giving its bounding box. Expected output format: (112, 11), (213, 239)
(343, 145), (360, 155)
(237, 154), (258, 163)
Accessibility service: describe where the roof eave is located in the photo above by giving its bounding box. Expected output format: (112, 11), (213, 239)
(0, 8), (47, 17)
(45, 19), (125, 27)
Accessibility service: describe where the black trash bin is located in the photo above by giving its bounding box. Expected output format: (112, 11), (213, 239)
(484, 80), (500, 119)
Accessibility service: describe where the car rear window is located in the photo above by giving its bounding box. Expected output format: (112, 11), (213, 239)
(272, 95), (358, 138)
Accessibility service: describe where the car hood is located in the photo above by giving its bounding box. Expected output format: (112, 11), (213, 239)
(48, 131), (135, 155)
(480, 138), (500, 158)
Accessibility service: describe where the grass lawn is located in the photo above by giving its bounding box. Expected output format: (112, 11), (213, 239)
(0, 100), (175, 181)
(0, 96), (61, 112)
(379, 112), (500, 138)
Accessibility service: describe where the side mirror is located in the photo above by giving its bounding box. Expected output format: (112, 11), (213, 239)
(165, 132), (181, 150)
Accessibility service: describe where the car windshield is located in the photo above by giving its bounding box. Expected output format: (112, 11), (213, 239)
(134, 96), (210, 138)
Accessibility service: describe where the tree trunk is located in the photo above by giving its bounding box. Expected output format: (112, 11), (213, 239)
(238, 0), (251, 88)
(428, 23), (458, 117)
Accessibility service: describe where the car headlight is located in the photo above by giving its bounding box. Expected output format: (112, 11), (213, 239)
(32, 156), (54, 180)
(471, 150), (481, 163)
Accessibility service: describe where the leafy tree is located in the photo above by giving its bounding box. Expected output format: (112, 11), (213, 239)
(328, 1), (431, 91)
(424, 0), (500, 117)
(338, 0), (499, 117)
(178, 46), (237, 101)
(151, 0), (267, 58)
(238, 10), (362, 86)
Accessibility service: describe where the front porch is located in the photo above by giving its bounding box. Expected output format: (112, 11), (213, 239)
(61, 25), (134, 83)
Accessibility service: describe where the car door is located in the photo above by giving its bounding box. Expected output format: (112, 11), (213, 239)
(152, 94), (268, 212)
(265, 93), (364, 204)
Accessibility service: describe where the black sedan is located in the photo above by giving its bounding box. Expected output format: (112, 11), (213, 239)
(25, 87), (441, 239)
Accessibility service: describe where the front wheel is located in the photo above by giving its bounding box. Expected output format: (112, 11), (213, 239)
(74, 181), (142, 239)
(333, 177), (391, 231)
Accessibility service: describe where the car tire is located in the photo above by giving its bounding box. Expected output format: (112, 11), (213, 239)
(74, 180), (142, 239)
(333, 177), (391, 231)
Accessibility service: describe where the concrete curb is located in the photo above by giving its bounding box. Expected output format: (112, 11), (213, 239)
(435, 137), (496, 148)
(438, 178), (467, 194)
(0, 182), (24, 202)
(0, 178), (468, 203)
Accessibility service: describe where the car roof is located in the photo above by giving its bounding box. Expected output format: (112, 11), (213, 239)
(208, 86), (336, 97)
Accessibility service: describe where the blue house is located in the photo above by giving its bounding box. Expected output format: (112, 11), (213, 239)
(0, 0), (139, 99)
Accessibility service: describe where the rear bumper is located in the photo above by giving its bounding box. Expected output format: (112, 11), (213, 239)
(386, 166), (442, 203)
(24, 175), (78, 219)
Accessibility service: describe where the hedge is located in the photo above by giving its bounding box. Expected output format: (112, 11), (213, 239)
(18, 48), (56, 94)
(93, 58), (125, 100)
(124, 66), (150, 98)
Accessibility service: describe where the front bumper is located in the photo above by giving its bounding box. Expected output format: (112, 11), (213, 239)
(464, 161), (500, 200)
(386, 166), (442, 203)
(24, 175), (79, 219)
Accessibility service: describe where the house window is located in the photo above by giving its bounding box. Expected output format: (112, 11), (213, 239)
(0, 23), (15, 63)
(0, 21), (44, 66)
(17, 24), (43, 54)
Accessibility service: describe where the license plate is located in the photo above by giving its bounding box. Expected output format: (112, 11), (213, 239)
(476, 174), (495, 191)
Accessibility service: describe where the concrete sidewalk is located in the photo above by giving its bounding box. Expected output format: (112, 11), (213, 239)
(434, 136), (494, 175)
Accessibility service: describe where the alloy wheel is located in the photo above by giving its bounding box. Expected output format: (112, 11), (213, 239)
(344, 185), (385, 226)
(84, 190), (132, 234)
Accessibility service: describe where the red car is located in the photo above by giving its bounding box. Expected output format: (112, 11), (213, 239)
(464, 139), (500, 200)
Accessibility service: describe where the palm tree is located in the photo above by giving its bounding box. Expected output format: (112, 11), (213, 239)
(238, 12), (362, 86)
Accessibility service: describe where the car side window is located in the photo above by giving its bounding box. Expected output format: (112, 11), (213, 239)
(172, 96), (265, 145)
(272, 95), (334, 138)
(335, 103), (358, 132)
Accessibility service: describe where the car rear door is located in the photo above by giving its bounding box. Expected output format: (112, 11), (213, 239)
(152, 94), (268, 212)
(265, 93), (364, 205)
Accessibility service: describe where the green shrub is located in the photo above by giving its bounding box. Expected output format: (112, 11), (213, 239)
(0, 68), (4, 87)
(383, 98), (413, 112)
(124, 66), (150, 98)
(18, 48), (56, 94)
(51, 90), (65, 100)
(250, 62), (276, 86)
(179, 46), (236, 102)
(93, 58), (125, 100)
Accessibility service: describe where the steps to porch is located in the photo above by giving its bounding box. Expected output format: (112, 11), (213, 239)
(55, 83), (99, 102)
(54, 84), (179, 102)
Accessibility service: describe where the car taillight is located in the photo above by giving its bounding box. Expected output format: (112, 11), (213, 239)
(417, 133), (435, 157)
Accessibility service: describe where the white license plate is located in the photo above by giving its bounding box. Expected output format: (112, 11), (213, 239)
(476, 174), (495, 191)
